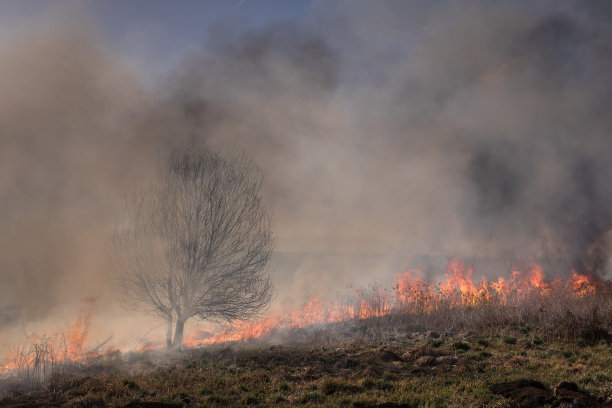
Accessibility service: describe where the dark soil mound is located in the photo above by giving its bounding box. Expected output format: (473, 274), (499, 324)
(491, 380), (554, 407)
(492, 380), (609, 408)
(552, 381), (603, 408)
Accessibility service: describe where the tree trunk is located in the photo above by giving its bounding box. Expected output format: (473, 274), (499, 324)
(167, 277), (174, 348)
(165, 313), (173, 349)
(171, 317), (187, 350)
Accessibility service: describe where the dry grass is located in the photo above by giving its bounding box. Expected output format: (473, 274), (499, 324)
(353, 283), (612, 344)
(0, 285), (610, 406)
(0, 329), (610, 407)
(0, 334), (112, 395)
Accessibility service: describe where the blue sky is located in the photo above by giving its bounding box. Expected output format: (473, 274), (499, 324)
(91, 0), (312, 49)
(0, 0), (313, 79)
(0, 1), (312, 31)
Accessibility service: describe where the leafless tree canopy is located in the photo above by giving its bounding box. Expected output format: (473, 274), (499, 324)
(113, 146), (274, 349)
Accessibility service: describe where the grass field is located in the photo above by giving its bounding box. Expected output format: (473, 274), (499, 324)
(1, 283), (611, 407)
(0, 322), (610, 407)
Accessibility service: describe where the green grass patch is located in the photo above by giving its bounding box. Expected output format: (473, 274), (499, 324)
(503, 335), (517, 345)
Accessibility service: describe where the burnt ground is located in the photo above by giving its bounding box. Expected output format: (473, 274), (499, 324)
(0, 326), (610, 407)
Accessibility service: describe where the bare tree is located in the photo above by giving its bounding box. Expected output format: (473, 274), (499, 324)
(113, 146), (274, 349)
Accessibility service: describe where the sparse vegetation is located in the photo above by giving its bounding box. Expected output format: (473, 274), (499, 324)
(0, 315), (610, 407)
(503, 335), (518, 345)
(429, 339), (444, 348)
(452, 341), (471, 352)
(0, 280), (609, 406)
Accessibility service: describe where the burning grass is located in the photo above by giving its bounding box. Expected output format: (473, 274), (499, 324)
(0, 259), (611, 406)
(0, 298), (113, 392)
(184, 258), (612, 347)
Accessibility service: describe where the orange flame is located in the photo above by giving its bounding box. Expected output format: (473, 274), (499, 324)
(1, 260), (606, 367)
(66, 297), (96, 359)
(0, 298), (98, 375)
(569, 271), (598, 296)
(183, 259), (602, 347)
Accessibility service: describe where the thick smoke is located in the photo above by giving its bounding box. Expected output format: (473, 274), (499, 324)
(1, 1), (612, 349)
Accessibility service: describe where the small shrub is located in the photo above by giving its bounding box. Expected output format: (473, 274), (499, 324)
(533, 337), (543, 345)
(562, 350), (573, 358)
(594, 372), (610, 383)
(477, 338), (489, 347)
(273, 395), (288, 403)
(375, 379), (393, 391)
(122, 379), (139, 390)
(245, 395), (259, 405)
(477, 351), (492, 360)
(453, 341), (471, 351)
(540, 350), (554, 359)
(339, 397), (352, 406)
(279, 382), (290, 392)
(429, 339), (444, 348)
(300, 392), (325, 403)
(322, 378), (344, 395)
(503, 336), (517, 345)
(361, 378), (375, 390)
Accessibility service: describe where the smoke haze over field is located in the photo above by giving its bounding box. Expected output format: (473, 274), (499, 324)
(1, 0), (612, 349)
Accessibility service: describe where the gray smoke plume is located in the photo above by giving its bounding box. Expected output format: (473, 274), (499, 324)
(1, 0), (612, 349)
